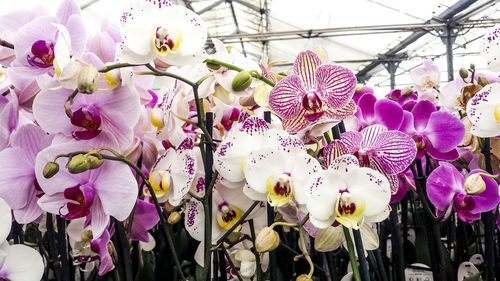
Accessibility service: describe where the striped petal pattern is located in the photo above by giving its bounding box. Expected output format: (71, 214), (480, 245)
(293, 50), (322, 90)
(316, 64), (356, 109)
(269, 75), (306, 119)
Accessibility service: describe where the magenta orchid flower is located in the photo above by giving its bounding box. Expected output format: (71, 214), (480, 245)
(355, 93), (404, 130)
(129, 199), (160, 243)
(427, 162), (500, 222)
(269, 50), (357, 134)
(400, 100), (465, 160)
(0, 123), (53, 223)
(35, 142), (138, 238)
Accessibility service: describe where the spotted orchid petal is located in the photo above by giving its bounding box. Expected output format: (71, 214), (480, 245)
(466, 83), (500, 137)
(315, 64), (356, 109)
(305, 169), (342, 229)
(293, 50), (322, 90)
(268, 75), (305, 119)
(344, 167), (390, 217)
(482, 25), (500, 72)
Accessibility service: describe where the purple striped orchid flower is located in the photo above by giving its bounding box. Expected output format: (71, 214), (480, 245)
(269, 50), (357, 134)
(427, 162), (500, 222)
(323, 124), (417, 194)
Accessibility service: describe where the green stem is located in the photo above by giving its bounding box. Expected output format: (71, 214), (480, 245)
(203, 171), (219, 279)
(145, 63), (196, 87)
(188, 190), (203, 201)
(98, 63), (142, 73)
(299, 227), (314, 278)
(323, 132), (332, 144)
(343, 226), (361, 281)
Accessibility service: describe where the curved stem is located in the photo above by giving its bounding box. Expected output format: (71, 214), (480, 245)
(145, 63), (196, 87)
(0, 38), (14, 49)
(204, 58), (275, 87)
(343, 226), (361, 281)
(98, 63), (142, 73)
(249, 220), (263, 281)
(299, 227), (314, 278)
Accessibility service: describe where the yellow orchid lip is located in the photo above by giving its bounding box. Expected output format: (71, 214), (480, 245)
(494, 103), (500, 124)
(334, 192), (365, 229)
(146, 170), (170, 197)
(152, 26), (182, 56)
(266, 173), (293, 207)
(216, 203), (242, 231)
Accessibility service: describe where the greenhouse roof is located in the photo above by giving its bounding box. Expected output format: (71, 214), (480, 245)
(2, 0), (500, 95)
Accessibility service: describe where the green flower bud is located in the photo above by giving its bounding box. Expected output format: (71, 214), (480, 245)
(87, 155), (104, 169)
(255, 226), (280, 253)
(459, 68), (469, 79)
(232, 71), (253, 92)
(77, 65), (100, 94)
(43, 162), (59, 178)
(66, 154), (90, 174)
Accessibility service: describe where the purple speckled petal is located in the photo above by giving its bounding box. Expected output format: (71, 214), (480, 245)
(370, 130), (417, 174)
(468, 170), (500, 213)
(368, 157), (400, 195)
(269, 75), (306, 119)
(424, 111), (465, 153)
(185, 199), (204, 241)
(358, 93), (377, 124)
(169, 150), (197, 206)
(426, 162), (464, 211)
(315, 64), (356, 109)
(293, 50), (322, 90)
(411, 100), (436, 131)
(374, 99), (404, 130)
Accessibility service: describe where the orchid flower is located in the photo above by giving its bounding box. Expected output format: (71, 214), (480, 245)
(324, 124), (417, 194)
(0, 198), (44, 281)
(268, 50), (357, 135)
(313, 223), (380, 253)
(119, 0), (207, 65)
(66, 218), (114, 275)
(11, 0), (86, 78)
(147, 138), (197, 206)
(0, 123), (53, 223)
(355, 93), (404, 130)
(304, 155), (390, 229)
(426, 162), (500, 222)
(33, 55), (141, 149)
(410, 60), (440, 102)
(214, 115), (286, 183)
(482, 25), (500, 72)
(185, 180), (266, 266)
(400, 100), (465, 160)
(242, 139), (321, 207)
(0, 9), (39, 66)
(35, 142), (138, 238)
(385, 88), (418, 111)
(466, 83), (500, 137)
(129, 199), (160, 243)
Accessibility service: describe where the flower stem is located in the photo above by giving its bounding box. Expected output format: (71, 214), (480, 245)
(249, 219), (263, 281)
(204, 58), (276, 87)
(0, 38), (14, 49)
(221, 246), (244, 281)
(98, 63), (142, 73)
(342, 226), (361, 281)
(298, 227), (314, 278)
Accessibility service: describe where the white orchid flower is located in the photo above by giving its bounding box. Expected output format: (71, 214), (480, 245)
(466, 83), (500, 137)
(305, 155), (390, 229)
(119, 0), (207, 65)
(242, 144), (321, 208)
(0, 198), (44, 281)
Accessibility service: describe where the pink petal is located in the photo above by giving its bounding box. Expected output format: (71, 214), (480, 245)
(13, 187), (43, 224)
(360, 124), (388, 148)
(340, 131), (363, 153)
(90, 196), (110, 238)
(374, 99), (404, 130)
(370, 130), (417, 174)
(56, 0), (81, 25)
(0, 147), (33, 209)
(424, 111), (465, 152)
(357, 93), (377, 124)
(269, 75), (306, 119)
(315, 64), (356, 109)
(427, 162), (464, 211)
(293, 50), (322, 90)
(11, 124), (53, 163)
(323, 140), (349, 167)
(400, 111), (416, 136)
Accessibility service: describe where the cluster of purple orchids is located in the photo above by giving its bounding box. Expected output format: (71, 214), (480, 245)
(0, 0), (498, 281)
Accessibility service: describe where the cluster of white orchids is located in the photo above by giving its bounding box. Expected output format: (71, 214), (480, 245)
(0, 0), (499, 280)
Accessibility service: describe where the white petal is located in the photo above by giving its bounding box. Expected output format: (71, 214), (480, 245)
(359, 223), (379, 250)
(304, 169), (342, 229)
(140, 233), (156, 251)
(466, 83), (500, 137)
(482, 25), (500, 72)
(1, 244), (44, 281)
(184, 200), (204, 241)
(345, 167), (390, 217)
(290, 153), (321, 206)
(243, 148), (287, 195)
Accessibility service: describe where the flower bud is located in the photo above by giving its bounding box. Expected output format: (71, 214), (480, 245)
(77, 65), (100, 94)
(65, 107), (73, 118)
(477, 76), (489, 87)
(226, 232), (244, 244)
(464, 174), (486, 195)
(459, 68), (469, 79)
(401, 87), (414, 97)
(255, 226), (280, 253)
(355, 84), (364, 93)
(168, 211), (182, 224)
(470, 63), (475, 70)
(87, 155), (104, 170)
(43, 162), (59, 178)
(314, 226), (344, 252)
(232, 71), (252, 92)
(66, 154), (90, 174)
(296, 274), (313, 281)
(206, 61), (221, 70)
